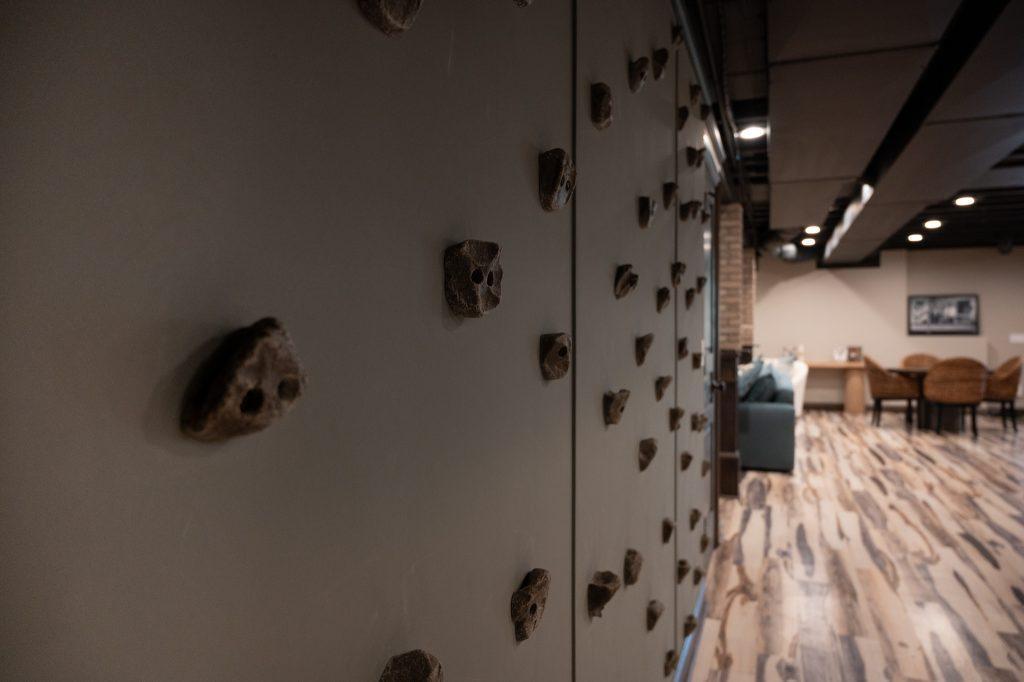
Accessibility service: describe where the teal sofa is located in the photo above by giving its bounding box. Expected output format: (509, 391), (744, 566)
(737, 362), (795, 472)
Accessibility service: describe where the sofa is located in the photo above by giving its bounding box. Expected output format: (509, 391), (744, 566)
(765, 357), (808, 417)
(737, 359), (795, 472)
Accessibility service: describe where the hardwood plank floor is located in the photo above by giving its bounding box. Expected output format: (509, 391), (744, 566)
(691, 410), (1024, 682)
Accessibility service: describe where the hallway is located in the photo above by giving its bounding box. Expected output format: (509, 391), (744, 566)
(692, 411), (1024, 681)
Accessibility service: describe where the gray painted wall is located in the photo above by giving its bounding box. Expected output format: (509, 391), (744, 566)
(0, 1), (713, 679)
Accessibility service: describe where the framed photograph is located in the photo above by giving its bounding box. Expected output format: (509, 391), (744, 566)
(908, 294), (979, 335)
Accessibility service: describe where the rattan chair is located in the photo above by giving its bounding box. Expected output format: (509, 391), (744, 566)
(985, 356), (1021, 432)
(865, 356), (919, 426)
(923, 357), (988, 437)
(901, 353), (939, 370)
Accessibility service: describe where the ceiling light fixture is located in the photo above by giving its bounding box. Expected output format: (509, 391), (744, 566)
(923, 219), (942, 229)
(804, 225), (821, 235)
(907, 233), (924, 243)
(800, 237), (816, 247)
(954, 195), (975, 206)
(738, 125), (767, 140)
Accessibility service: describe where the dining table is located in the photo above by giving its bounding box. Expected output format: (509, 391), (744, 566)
(888, 366), (963, 432)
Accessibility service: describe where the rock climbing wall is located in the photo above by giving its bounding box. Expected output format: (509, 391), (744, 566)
(0, 1), (715, 680)
(573, 0), (710, 678)
(0, 2), (574, 679)
(674, 50), (718, 662)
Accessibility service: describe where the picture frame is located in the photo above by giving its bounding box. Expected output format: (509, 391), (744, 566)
(907, 294), (980, 335)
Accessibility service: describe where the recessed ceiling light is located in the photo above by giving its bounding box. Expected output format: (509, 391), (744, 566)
(804, 225), (821, 235)
(923, 219), (942, 229)
(907, 233), (924, 243)
(738, 125), (767, 140)
(800, 237), (816, 247)
(954, 195), (975, 206)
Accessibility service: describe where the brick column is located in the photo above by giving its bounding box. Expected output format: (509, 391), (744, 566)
(717, 203), (743, 351)
(740, 247), (756, 350)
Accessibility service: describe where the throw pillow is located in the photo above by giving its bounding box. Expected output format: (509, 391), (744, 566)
(737, 358), (764, 399)
(745, 374), (777, 403)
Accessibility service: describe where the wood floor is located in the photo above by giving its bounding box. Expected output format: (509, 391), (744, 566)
(690, 410), (1024, 682)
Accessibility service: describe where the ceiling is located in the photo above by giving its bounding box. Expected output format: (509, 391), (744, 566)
(697, 0), (1024, 263)
(825, 0), (1024, 262)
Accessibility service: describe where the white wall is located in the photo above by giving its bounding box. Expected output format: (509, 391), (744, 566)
(755, 248), (1024, 405)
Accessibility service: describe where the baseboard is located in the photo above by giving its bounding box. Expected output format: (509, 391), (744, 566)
(804, 402), (843, 411)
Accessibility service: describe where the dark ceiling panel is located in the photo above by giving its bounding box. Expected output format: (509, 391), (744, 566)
(929, 0), (1024, 121)
(767, 0), (958, 63)
(870, 116), (1024, 205)
(769, 48), (932, 182)
(770, 178), (853, 230)
(975, 165), (1024, 188)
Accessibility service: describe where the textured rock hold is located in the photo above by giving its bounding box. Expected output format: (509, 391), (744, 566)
(443, 240), (502, 318)
(701, 533), (710, 552)
(693, 567), (705, 585)
(701, 459), (711, 476)
(690, 508), (702, 530)
(358, 0), (424, 36)
(652, 48), (670, 80)
(656, 287), (671, 313)
(677, 337), (689, 360)
(700, 208), (709, 223)
(685, 288), (696, 309)
(692, 413), (708, 431)
(686, 146), (702, 167)
(603, 389), (630, 426)
(692, 352), (702, 370)
(539, 333), (572, 380)
(680, 200), (701, 220)
(181, 318), (306, 442)
(690, 83), (702, 105)
(378, 649), (443, 682)
(635, 333), (654, 366)
(614, 264), (639, 299)
(623, 549), (643, 585)
(591, 83), (613, 130)
(683, 614), (698, 637)
(662, 182), (678, 209)
(538, 148), (576, 211)
(638, 196), (657, 229)
(677, 106), (689, 130)
(700, 103), (711, 120)
(665, 649), (680, 677)
(647, 600), (665, 630)
(628, 57), (650, 93)
(587, 571), (621, 617)
(672, 25), (684, 46)
(671, 261), (685, 287)
(662, 518), (675, 543)
(510, 568), (550, 642)
(677, 559), (691, 584)
(638, 438), (658, 471)
(697, 275), (707, 293)
(655, 375), (672, 401)
(680, 451), (693, 470)
(669, 407), (685, 431)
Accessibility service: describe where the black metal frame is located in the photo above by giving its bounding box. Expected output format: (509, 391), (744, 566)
(907, 293), (980, 336)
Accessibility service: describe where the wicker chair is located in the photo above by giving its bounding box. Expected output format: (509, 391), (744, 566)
(865, 356), (919, 426)
(985, 356), (1021, 431)
(902, 353), (939, 370)
(923, 357), (988, 437)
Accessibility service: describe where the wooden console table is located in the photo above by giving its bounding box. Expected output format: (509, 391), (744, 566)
(806, 360), (866, 415)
